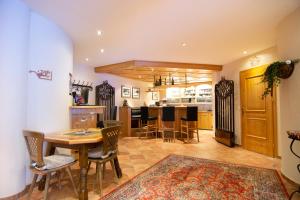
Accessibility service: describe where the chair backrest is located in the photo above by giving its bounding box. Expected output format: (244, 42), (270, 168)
(101, 126), (121, 155)
(23, 130), (45, 167)
(162, 106), (175, 121)
(111, 106), (117, 120)
(187, 106), (198, 121)
(97, 120), (105, 128)
(140, 106), (149, 121)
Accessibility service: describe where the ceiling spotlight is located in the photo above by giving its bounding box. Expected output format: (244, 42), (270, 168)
(138, 75), (142, 79)
(181, 42), (187, 47)
(97, 30), (102, 36)
(243, 51), (248, 54)
(85, 58), (89, 61)
(100, 49), (104, 53)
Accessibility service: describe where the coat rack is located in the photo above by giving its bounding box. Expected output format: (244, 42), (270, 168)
(71, 80), (93, 91)
(69, 73), (93, 105)
(69, 73), (93, 93)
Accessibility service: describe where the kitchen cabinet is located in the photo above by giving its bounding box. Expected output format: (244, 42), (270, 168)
(198, 111), (213, 130)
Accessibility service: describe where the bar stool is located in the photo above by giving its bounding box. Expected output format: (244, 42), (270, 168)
(138, 106), (158, 138)
(161, 106), (176, 142)
(181, 106), (199, 143)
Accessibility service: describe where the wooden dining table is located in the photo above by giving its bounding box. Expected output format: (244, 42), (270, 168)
(43, 128), (103, 200)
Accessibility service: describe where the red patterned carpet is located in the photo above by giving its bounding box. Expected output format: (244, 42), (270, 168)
(102, 154), (288, 200)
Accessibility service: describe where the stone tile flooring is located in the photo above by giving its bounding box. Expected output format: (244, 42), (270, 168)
(22, 131), (299, 200)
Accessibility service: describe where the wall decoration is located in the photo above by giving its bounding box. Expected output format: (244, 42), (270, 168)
(121, 85), (131, 98)
(152, 92), (159, 100)
(29, 69), (52, 80)
(132, 87), (140, 99)
(262, 59), (299, 97)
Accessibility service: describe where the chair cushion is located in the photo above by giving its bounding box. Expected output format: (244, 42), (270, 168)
(132, 115), (141, 118)
(148, 116), (157, 120)
(33, 154), (76, 170)
(88, 145), (116, 159)
(181, 117), (187, 121)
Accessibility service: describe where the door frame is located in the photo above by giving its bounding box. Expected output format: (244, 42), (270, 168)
(240, 64), (278, 157)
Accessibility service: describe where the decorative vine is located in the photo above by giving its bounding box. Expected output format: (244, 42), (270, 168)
(262, 59), (299, 98)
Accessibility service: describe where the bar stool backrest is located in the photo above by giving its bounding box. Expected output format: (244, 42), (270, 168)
(187, 106), (198, 121)
(162, 106), (175, 121)
(140, 106), (149, 121)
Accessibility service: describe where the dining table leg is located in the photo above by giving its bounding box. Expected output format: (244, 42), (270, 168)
(79, 144), (89, 200)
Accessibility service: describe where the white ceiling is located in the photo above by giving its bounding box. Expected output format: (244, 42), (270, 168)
(23, 0), (300, 68)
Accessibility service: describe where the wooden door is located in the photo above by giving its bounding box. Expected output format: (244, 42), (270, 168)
(240, 65), (277, 157)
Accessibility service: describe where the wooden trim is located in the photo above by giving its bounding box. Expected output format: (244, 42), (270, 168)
(273, 87), (278, 157)
(152, 81), (212, 89)
(69, 106), (105, 109)
(95, 60), (222, 72)
(0, 185), (29, 200)
(280, 172), (299, 187)
(133, 60), (222, 71)
(94, 60), (135, 72)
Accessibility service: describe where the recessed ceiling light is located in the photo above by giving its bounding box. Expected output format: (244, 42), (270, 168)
(151, 68), (154, 72)
(243, 51), (248, 54)
(97, 30), (102, 36)
(138, 75), (142, 79)
(181, 42), (187, 47)
(85, 58), (89, 61)
(100, 49), (104, 53)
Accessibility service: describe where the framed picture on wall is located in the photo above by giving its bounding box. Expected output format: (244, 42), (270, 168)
(121, 85), (131, 98)
(152, 92), (159, 100)
(132, 87), (140, 99)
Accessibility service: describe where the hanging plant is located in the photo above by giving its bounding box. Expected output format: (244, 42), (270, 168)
(262, 59), (299, 97)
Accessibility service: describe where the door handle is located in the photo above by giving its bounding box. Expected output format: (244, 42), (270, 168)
(241, 107), (245, 115)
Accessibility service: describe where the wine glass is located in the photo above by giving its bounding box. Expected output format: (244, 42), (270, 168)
(80, 115), (88, 133)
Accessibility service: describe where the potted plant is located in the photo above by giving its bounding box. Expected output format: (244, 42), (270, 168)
(262, 59), (299, 97)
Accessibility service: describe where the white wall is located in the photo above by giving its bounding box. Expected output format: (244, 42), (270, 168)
(72, 64), (97, 105)
(277, 7), (300, 184)
(220, 47), (278, 145)
(0, 0), (74, 196)
(0, 0), (29, 197)
(220, 7), (300, 184)
(26, 11), (73, 183)
(73, 65), (154, 116)
(95, 73), (154, 108)
(27, 12), (73, 133)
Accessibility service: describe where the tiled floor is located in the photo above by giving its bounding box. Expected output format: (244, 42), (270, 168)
(22, 131), (299, 200)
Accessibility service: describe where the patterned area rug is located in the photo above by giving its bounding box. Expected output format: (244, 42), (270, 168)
(102, 154), (288, 200)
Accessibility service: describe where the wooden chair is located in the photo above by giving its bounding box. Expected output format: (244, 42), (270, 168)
(181, 106), (199, 143)
(23, 130), (78, 200)
(87, 126), (121, 197)
(161, 106), (176, 142)
(137, 106), (158, 138)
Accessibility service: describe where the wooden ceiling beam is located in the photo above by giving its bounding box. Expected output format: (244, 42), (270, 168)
(95, 60), (222, 73)
(133, 60), (222, 71)
(150, 81), (213, 89)
(94, 60), (135, 73)
(111, 73), (212, 78)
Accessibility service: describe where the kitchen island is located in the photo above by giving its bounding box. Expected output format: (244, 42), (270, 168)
(119, 106), (213, 137)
